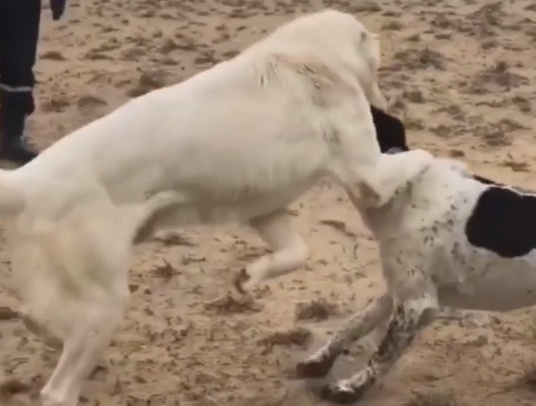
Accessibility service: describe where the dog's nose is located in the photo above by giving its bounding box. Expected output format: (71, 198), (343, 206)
(386, 147), (404, 154)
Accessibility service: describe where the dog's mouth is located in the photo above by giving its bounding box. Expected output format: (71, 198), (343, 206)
(385, 147), (406, 154)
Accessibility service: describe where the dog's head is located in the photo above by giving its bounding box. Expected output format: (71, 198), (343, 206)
(261, 10), (388, 109)
(370, 105), (409, 154)
(352, 27), (387, 110)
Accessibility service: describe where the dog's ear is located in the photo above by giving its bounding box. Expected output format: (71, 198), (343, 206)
(354, 28), (387, 110)
(362, 30), (381, 69)
(359, 30), (378, 43)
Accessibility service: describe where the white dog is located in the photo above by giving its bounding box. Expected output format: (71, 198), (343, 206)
(0, 10), (431, 406)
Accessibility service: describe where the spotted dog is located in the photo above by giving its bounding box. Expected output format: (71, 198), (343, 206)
(296, 133), (536, 403)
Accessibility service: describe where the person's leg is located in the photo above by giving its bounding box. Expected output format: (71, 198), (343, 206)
(0, 0), (41, 165)
(0, 1), (7, 98)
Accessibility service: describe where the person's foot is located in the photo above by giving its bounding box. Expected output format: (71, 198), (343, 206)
(0, 137), (38, 165)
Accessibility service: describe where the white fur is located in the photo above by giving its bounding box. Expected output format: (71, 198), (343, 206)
(0, 10), (432, 406)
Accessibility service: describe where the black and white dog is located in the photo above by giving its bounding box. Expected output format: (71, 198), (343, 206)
(298, 106), (536, 404)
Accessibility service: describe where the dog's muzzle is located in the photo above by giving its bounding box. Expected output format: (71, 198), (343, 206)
(386, 147), (405, 154)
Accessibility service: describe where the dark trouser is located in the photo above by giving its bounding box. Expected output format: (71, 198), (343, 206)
(0, 0), (42, 139)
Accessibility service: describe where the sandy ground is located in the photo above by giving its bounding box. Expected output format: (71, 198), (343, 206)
(1, 0), (536, 405)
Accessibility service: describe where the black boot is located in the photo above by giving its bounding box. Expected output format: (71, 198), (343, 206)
(0, 89), (38, 165)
